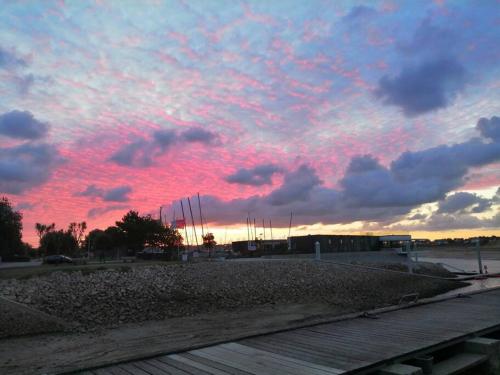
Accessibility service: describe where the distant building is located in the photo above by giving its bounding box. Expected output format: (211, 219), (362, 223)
(289, 235), (381, 253)
(231, 239), (288, 256)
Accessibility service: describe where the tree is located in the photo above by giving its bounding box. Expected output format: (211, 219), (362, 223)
(203, 233), (217, 251)
(115, 211), (146, 253)
(0, 197), (23, 258)
(40, 229), (78, 256)
(35, 222), (55, 244)
(115, 210), (183, 255)
(104, 226), (126, 250)
(146, 221), (183, 251)
(68, 221), (87, 248)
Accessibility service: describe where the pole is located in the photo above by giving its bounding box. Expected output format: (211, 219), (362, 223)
(180, 200), (190, 250)
(476, 239), (483, 274)
(315, 241), (321, 261)
(159, 206), (163, 225)
(197, 192), (205, 238)
(262, 219), (266, 241)
(269, 219), (274, 250)
(414, 241), (418, 263)
(288, 212), (293, 238)
(187, 197), (200, 251)
(407, 241), (413, 274)
(246, 217), (250, 242)
(253, 218), (257, 240)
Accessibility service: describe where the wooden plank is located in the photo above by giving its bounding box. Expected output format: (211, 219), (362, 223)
(302, 323), (452, 346)
(132, 360), (177, 375)
(242, 336), (363, 370)
(284, 329), (411, 356)
(117, 363), (151, 375)
(254, 332), (386, 364)
(241, 338), (355, 369)
(94, 368), (129, 375)
(178, 352), (268, 375)
(146, 358), (200, 375)
(169, 353), (239, 375)
(222, 342), (344, 375)
(192, 345), (300, 375)
(217, 343), (345, 375)
(153, 357), (209, 375)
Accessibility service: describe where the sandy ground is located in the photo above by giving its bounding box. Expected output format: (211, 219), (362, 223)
(0, 297), (68, 339)
(0, 302), (354, 375)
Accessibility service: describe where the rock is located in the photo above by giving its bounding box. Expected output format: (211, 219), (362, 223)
(0, 260), (463, 330)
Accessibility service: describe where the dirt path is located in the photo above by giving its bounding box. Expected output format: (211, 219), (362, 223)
(0, 303), (350, 375)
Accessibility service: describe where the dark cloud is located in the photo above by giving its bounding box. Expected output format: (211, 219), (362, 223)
(103, 186), (132, 202)
(87, 205), (128, 219)
(14, 202), (36, 211)
(165, 116), (500, 230)
(267, 165), (321, 206)
(109, 139), (153, 167)
(180, 126), (220, 144)
(77, 185), (103, 197)
(226, 164), (283, 186)
(0, 47), (27, 69)
(438, 192), (493, 214)
(76, 184), (132, 202)
(376, 57), (467, 117)
(0, 143), (63, 194)
(110, 126), (221, 167)
(392, 212), (500, 231)
(477, 116), (500, 142)
(345, 155), (383, 173)
(391, 138), (500, 187)
(0, 110), (49, 140)
(153, 129), (177, 151)
(398, 20), (459, 57)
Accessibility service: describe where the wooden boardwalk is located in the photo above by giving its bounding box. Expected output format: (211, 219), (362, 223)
(84, 288), (500, 375)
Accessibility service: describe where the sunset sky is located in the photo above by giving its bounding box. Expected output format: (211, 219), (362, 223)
(1, 0), (499, 246)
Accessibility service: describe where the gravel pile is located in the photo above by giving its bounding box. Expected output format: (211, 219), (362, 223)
(0, 260), (464, 328)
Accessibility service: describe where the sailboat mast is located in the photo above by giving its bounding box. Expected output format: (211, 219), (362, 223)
(246, 216), (250, 242)
(197, 192), (205, 238)
(187, 197), (200, 251)
(180, 200), (189, 249)
(253, 218), (257, 240)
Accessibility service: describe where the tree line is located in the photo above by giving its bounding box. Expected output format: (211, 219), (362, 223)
(1, 196), (217, 260)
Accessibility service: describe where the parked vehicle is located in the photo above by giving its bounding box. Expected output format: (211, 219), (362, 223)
(44, 255), (73, 264)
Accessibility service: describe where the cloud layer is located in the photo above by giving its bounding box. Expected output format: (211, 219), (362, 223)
(76, 185), (132, 202)
(377, 58), (467, 117)
(110, 126), (220, 167)
(1, 1), (500, 243)
(0, 110), (49, 140)
(226, 164), (283, 186)
(0, 143), (63, 194)
(169, 116), (500, 228)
